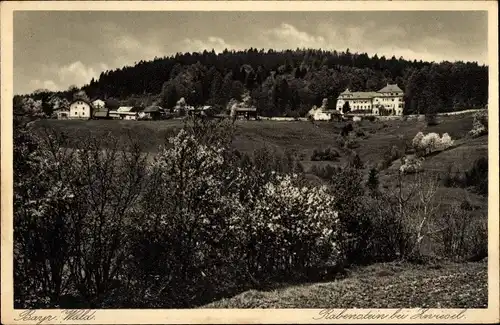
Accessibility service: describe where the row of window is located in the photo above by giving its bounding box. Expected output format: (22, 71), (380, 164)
(352, 105), (371, 110)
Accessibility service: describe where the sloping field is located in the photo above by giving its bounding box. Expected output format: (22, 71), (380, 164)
(31, 114), (477, 164)
(379, 134), (488, 212)
(203, 260), (487, 309)
(31, 114), (487, 214)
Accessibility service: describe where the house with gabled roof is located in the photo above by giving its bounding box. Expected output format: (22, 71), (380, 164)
(336, 83), (405, 116)
(69, 99), (93, 119)
(109, 106), (141, 120)
(142, 105), (164, 120)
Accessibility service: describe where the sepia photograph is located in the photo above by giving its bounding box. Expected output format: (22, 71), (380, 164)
(1, 1), (499, 324)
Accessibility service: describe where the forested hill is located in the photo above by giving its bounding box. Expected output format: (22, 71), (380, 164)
(21, 49), (489, 117)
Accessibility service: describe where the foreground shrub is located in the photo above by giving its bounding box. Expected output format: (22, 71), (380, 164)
(14, 117), (344, 308)
(438, 205), (487, 261)
(14, 121), (149, 308)
(247, 174), (342, 276)
(329, 167), (373, 265)
(372, 173), (443, 262)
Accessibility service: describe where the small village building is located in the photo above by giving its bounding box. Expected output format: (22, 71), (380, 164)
(69, 99), (92, 119)
(123, 113), (138, 120)
(54, 110), (69, 119)
(336, 84), (405, 116)
(109, 106), (140, 120)
(187, 105), (214, 117)
(307, 106), (342, 121)
(143, 106), (163, 120)
(93, 108), (110, 119)
(308, 106), (330, 121)
(229, 105), (258, 120)
(308, 98), (343, 121)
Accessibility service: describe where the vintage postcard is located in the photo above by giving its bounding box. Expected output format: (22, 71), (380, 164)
(1, 1), (498, 324)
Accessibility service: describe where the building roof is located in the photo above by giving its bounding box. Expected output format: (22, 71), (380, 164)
(187, 105), (213, 111)
(109, 111), (137, 116)
(94, 111), (108, 117)
(378, 84), (403, 93)
(70, 98), (92, 106)
(143, 106), (163, 113)
(117, 106), (134, 112)
(339, 84), (403, 98)
(340, 91), (379, 99)
(234, 106), (257, 112)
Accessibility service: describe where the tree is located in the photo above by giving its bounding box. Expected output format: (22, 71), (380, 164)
(366, 168), (379, 192)
(15, 49), (488, 119)
(68, 85), (78, 93)
(73, 90), (90, 102)
(349, 153), (363, 169)
(207, 70), (223, 106)
(342, 101), (351, 114)
(161, 82), (179, 110)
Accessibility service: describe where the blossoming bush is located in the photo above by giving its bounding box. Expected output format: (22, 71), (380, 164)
(124, 119), (343, 306)
(14, 121), (149, 308)
(412, 132), (454, 156)
(400, 155), (425, 174)
(245, 174), (342, 278)
(15, 116), (345, 308)
(469, 110), (488, 137)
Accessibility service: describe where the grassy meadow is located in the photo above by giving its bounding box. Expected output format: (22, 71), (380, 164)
(33, 113), (488, 215)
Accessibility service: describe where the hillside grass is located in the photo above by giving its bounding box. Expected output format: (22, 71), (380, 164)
(33, 114), (487, 215)
(203, 260), (487, 309)
(33, 114), (476, 158)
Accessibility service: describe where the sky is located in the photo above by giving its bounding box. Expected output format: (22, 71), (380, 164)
(14, 11), (488, 95)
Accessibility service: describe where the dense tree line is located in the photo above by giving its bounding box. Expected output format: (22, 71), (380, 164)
(16, 49), (488, 117)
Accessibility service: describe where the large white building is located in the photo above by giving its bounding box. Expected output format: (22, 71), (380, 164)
(336, 84), (405, 116)
(69, 99), (92, 119)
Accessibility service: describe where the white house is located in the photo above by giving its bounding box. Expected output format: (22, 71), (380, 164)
(69, 99), (92, 119)
(308, 98), (342, 121)
(336, 84), (405, 116)
(54, 110), (69, 120)
(308, 106), (330, 121)
(92, 99), (106, 110)
(109, 106), (139, 120)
